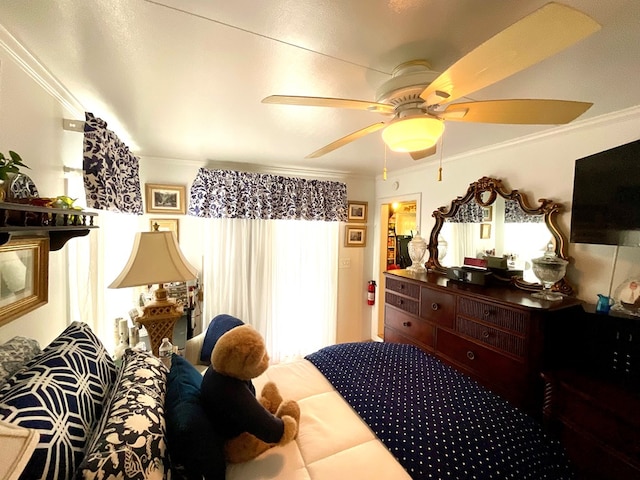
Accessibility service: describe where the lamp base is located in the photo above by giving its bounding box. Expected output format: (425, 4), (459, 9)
(137, 286), (183, 356)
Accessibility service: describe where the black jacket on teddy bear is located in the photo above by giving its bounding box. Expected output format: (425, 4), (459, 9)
(201, 367), (284, 443)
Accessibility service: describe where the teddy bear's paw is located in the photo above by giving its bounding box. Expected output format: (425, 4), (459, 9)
(225, 432), (273, 464)
(276, 399), (300, 423)
(260, 381), (283, 414)
(278, 415), (299, 445)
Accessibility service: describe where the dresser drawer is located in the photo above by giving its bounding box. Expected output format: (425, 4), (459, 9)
(554, 385), (640, 461)
(420, 287), (455, 327)
(456, 317), (526, 358)
(457, 297), (528, 334)
(385, 291), (419, 316)
(385, 277), (420, 299)
(385, 307), (435, 348)
(437, 329), (524, 388)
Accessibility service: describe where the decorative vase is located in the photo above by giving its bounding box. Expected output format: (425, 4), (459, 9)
(531, 244), (568, 301)
(407, 234), (427, 272)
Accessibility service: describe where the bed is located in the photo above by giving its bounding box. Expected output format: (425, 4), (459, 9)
(227, 341), (573, 480)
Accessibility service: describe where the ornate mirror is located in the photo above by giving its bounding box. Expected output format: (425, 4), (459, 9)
(426, 176), (573, 295)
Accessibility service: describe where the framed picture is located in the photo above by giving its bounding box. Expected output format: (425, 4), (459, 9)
(481, 206), (493, 222)
(480, 223), (492, 239)
(347, 201), (368, 223)
(150, 218), (179, 241)
(345, 225), (367, 247)
(0, 236), (49, 327)
(145, 184), (186, 214)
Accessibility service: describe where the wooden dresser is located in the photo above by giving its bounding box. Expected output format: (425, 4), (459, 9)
(541, 307), (640, 479)
(383, 269), (582, 414)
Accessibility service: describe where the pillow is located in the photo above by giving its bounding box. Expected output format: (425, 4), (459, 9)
(199, 314), (245, 363)
(166, 354), (226, 480)
(0, 322), (116, 480)
(76, 349), (169, 479)
(0, 336), (41, 387)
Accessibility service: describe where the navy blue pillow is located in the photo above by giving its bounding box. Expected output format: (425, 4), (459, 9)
(166, 354), (226, 480)
(199, 314), (245, 363)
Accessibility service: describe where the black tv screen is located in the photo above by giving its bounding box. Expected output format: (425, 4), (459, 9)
(570, 139), (640, 247)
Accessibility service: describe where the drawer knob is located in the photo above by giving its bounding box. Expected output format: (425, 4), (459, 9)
(400, 284), (405, 289)
(466, 351), (475, 361)
(482, 330), (490, 339)
(431, 303), (440, 311)
(403, 321), (411, 327)
(399, 299), (404, 305)
(483, 310), (491, 317)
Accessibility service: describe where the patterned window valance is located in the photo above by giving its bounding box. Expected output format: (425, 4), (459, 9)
(188, 168), (347, 221)
(445, 202), (484, 223)
(83, 112), (143, 214)
(504, 199), (544, 223)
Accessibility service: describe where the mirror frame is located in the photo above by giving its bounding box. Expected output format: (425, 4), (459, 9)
(426, 176), (573, 295)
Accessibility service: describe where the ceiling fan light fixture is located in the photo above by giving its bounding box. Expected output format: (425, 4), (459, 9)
(382, 117), (445, 152)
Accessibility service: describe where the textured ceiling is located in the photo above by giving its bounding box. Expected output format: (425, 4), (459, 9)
(1, 0), (639, 176)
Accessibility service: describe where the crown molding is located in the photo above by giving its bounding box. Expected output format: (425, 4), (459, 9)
(0, 25), (84, 118)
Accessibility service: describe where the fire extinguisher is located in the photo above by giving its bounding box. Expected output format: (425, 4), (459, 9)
(367, 280), (377, 306)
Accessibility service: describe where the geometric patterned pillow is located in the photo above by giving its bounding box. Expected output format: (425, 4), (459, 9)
(76, 348), (169, 480)
(0, 322), (116, 480)
(0, 336), (41, 387)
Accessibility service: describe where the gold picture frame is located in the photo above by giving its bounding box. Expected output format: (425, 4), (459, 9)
(145, 184), (186, 214)
(480, 223), (492, 239)
(481, 206), (493, 222)
(345, 225), (367, 247)
(347, 201), (368, 223)
(0, 236), (49, 327)
(150, 218), (180, 241)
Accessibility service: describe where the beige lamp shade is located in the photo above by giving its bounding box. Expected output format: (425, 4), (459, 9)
(109, 231), (198, 288)
(0, 420), (40, 480)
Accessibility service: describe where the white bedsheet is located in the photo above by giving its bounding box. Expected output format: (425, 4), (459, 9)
(225, 359), (411, 480)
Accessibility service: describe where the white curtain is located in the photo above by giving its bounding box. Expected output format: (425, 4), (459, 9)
(66, 168), (141, 352)
(202, 217), (339, 363)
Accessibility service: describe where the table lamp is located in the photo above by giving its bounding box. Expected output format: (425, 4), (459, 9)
(109, 229), (198, 356)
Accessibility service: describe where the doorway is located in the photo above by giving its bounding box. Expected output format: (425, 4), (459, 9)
(377, 198), (418, 338)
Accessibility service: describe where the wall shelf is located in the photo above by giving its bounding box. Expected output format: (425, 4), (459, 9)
(0, 201), (98, 251)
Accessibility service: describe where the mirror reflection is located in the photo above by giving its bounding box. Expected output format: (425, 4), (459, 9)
(438, 197), (552, 283)
(426, 177), (573, 294)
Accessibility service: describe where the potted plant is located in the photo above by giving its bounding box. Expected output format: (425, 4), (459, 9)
(0, 151), (30, 202)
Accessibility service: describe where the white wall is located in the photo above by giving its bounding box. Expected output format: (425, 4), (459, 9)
(0, 35), (85, 345)
(374, 107), (640, 317)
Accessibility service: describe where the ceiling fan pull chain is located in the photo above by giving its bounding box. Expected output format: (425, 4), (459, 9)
(437, 135), (444, 182)
(383, 144), (388, 181)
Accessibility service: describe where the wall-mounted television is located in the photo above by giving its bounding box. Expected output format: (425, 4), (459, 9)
(570, 139), (640, 247)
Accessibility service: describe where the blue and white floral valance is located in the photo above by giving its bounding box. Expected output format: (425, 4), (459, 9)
(446, 199), (544, 223)
(83, 112), (143, 214)
(188, 168), (347, 221)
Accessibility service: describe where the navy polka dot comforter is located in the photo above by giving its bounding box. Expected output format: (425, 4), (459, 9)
(305, 342), (573, 480)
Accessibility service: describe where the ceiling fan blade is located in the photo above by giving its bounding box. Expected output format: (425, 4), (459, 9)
(262, 95), (394, 114)
(442, 99), (593, 124)
(306, 122), (386, 158)
(420, 2), (600, 105)
(410, 145), (437, 160)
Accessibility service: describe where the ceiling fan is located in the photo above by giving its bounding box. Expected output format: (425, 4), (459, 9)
(262, 2), (601, 161)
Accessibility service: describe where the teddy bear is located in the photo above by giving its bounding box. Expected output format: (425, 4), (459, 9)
(200, 323), (300, 464)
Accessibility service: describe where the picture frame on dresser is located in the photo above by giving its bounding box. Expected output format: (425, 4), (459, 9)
(145, 184), (186, 214)
(0, 236), (49, 326)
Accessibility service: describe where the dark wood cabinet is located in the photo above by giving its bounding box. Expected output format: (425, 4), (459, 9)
(541, 308), (640, 479)
(383, 269), (582, 414)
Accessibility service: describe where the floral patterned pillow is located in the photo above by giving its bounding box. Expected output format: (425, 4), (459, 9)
(75, 349), (169, 479)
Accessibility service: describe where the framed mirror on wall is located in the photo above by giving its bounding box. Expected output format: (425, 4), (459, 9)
(426, 177), (573, 295)
(0, 236), (49, 326)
